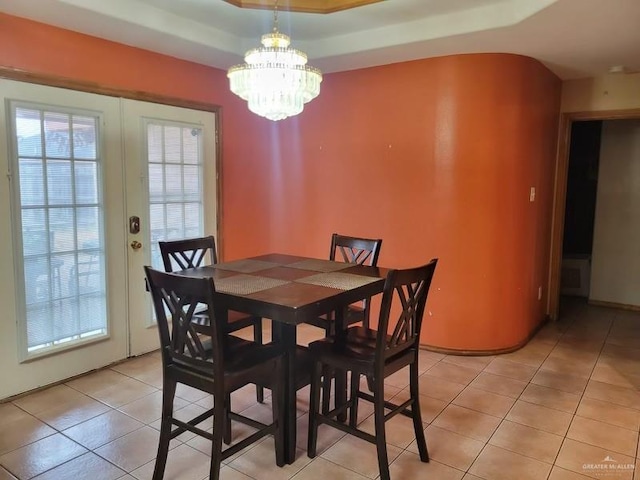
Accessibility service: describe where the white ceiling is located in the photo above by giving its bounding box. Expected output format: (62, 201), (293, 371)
(2, 0), (640, 79)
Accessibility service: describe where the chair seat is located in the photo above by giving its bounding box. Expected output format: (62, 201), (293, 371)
(195, 335), (281, 378)
(307, 305), (366, 330)
(309, 327), (416, 376)
(309, 326), (388, 366)
(192, 309), (260, 333)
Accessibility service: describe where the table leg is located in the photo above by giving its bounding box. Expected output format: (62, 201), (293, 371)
(273, 322), (297, 464)
(334, 307), (348, 423)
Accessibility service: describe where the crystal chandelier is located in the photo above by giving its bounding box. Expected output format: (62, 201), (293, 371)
(227, 1), (322, 121)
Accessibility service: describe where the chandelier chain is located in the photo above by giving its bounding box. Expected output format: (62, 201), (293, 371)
(273, 0), (279, 33)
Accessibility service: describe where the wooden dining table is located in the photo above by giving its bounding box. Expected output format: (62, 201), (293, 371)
(178, 253), (388, 464)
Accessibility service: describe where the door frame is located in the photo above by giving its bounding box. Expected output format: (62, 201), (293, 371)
(0, 66), (225, 255)
(547, 107), (640, 319)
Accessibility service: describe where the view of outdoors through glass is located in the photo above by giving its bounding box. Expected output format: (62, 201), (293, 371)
(15, 106), (107, 353)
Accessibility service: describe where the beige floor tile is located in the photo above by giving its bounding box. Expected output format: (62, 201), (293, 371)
(483, 357), (538, 382)
(506, 400), (573, 436)
(441, 355), (494, 372)
(417, 350), (445, 373)
(174, 384), (210, 403)
(131, 443), (213, 480)
(489, 419), (563, 463)
(469, 444), (552, 480)
(408, 425), (484, 471)
(296, 413), (346, 455)
(149, 403), (214, 443)
(389, 451), (463, 480)
(452, 386), (515, 418)
(390, 389), (447, 423)
(530, 370), (589, 395)
(424, 362), (480, 386)
(540, 356), (595, 379)
(431, 404), (501, 442)
(519, 383), (581, 413)
(31, 397), (110, 432)
(461, 474), (484, 480)
(417, 374), (466, 403)
(110, 353), (161, 382)
(62, 410), (144, 450)
(359, 411), (421, 449)
(501, 342), (553, 367)
(0, 404), (56, 455)
(548, 466), (593, 480)
(0, 466), (17, 480)
(555, 438), (635, 480)
(31, 451), (125, 480)
(0, 433), (86, 480)
(575, 397), (640, 431)
(320, 435), (402, 479)
(567, 416), (639, 457)
(584, 380), (640, 410)
(94, 425), (177, 472)
(549, 346), (600, 364)
(217, 465), (255, 480)
(117, 391), (188, 424)
(292, 457), (368, 480)
(384, 369), (410, 389)
(231, 437), (312, 480)
(590, 363), (640, 390)
(66, 370), (157, 408)
(468, 372), (528, 398)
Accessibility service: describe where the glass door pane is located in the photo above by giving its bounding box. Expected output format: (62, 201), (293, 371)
(147, 122), (204, 270)
(13, 105), (107, 358)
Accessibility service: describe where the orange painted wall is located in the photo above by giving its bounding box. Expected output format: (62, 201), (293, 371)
(231, 55), (562, 351)
(1, 13), (561, 351)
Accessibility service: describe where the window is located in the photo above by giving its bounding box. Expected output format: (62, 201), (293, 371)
(12, 105), (107, 357)
(147, 122), (204, 269)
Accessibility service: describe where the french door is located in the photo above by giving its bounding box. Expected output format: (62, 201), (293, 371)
(123, 99), (217, 356)
(0, 79), (217, 398)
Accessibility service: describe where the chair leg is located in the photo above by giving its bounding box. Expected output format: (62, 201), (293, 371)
(152, 379), (176, 480)
(223, 393), (232, 445)
(409, 361), (429, 462)
(349, 371), (360, 428)
(321, 366), (331, 415)
(373, 376), (391, 480)
(307, 361), (323, 458)
(254, 319), (265, 403)
(209, 387), (226, 480)
(335, 369), (348, 422)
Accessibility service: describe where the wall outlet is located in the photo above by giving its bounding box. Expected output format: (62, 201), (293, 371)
(538, 286), (542, 300)
(530, 187), (536, 202)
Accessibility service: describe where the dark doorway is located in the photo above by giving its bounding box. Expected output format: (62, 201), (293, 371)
(559, 120), (602, 302)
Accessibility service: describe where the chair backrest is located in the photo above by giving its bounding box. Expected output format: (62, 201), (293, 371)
(329, 233), (382, 267)
(159, 236), (218, 272)
(144, 266), (224, 374)
(376, 259), (438, 363)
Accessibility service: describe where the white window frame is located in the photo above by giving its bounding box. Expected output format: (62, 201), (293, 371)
(8, 100), (111, 362)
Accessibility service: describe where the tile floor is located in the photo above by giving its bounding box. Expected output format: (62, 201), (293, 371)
(1, 298), (639, 480)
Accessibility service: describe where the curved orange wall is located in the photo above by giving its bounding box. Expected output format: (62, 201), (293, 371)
(233, 54), (561, 351)
(1, 14), (561, 351)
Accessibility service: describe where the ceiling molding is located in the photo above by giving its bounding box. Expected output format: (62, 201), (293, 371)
(222, 1), (384, 14)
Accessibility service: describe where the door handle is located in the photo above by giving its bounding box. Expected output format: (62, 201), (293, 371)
(130, 240), (142, 251)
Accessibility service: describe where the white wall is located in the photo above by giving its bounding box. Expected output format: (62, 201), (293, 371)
(590, 120), (640, 306)
(562, 73), (640, 112)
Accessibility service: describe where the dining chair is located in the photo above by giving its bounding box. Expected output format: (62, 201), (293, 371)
(158, 235), (266, 403)
(145, 266), (285, 480)
(306, 233), (383, 335)
(304, 233), (382, 413)
(307, 259), (438, 480)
